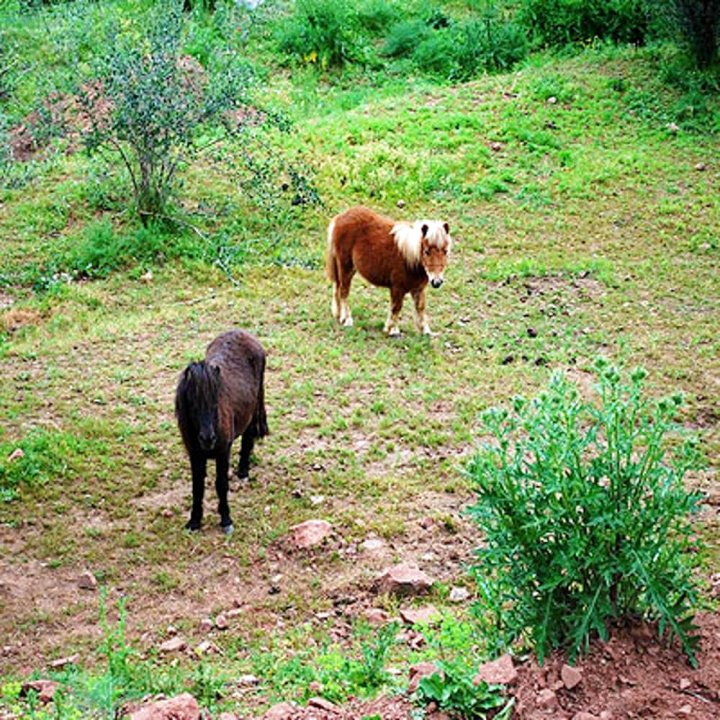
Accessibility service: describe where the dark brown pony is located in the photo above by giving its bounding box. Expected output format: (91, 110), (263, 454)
(175, 330), (268, 534)
(326, 206), (453, 335)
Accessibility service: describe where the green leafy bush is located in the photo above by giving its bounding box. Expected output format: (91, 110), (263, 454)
(277, 0), (370, 68)
(467, 361), (703, 664)
(663, 0), (720, 68)
(412, 10), (528, 80)
(415, 661), (510, 719)
(382, 20), (432, 58)
(79, 1), (256, 223)
(518, 0), (650, 47)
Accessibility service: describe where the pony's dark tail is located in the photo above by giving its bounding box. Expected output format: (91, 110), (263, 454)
(254, 355), (269, 439)
(325, 218), (338, 283)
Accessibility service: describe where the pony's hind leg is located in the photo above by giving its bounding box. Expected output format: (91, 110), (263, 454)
(337, 265), (355, 327)
(215, 445), (233, 534)
(384, 287), (405, 336)
(412, 286), (431, 335)
(331, 281), (341, 321)
(237, 427), (256, 482)
(187, 453), (207, 531)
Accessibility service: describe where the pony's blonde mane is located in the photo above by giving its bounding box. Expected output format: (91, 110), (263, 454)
(391, 220), (451, 266)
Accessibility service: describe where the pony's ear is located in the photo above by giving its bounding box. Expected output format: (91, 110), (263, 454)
(443, 221), (450, 234)
(421, 223), (429, 237)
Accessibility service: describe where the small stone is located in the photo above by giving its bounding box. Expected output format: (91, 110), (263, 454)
(695, 162), (706, 171)
(400, 606), (440, 626)
(129, 693), (200, 720)
(679, 677), (691, 690)
(536, 689), (558, 708)
(8, 448), (24, 462)
(548, 96), (557, 104)
(360, 537), (386, 553)
(237, 674), (260, 686)
(363, 608), (390, 626)
(448, 586), (470, 603)
(374, 563), (434, 597)
(215, 613), (229, 630)
(49, 654), (79, 669)
(572, 713), (598, 720)
(409, 662), (441, 692)
(667, 122), (679, 134)
(263, 703), (296, 720)
(290, 519), (332, 549)
(490, 141), (503, 152)
(527, 327), (538, 338)
(199, 617), (213, 633)
(561, 663), (582, 690)
(474, 654), (518, 685)
(77, 571), (98, 590)
(308, 697), (340, 713)
(396, 199), (406, 209)
(140, 270), (153, 283)
(159, 636), (187, 654)
(310, 494), (325, 506)
(195, 640), (218, 655)
(678, 706), (692, 715)
(21, 680), (58, 704)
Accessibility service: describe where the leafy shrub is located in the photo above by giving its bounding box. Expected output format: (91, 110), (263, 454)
(382, 20), (432, 58)
(79, 1), (256, 223)
(518, 0), (650, 47)
(663, 0), (720, 68)
(467, 361), (703, 664)
(277, 0), (369, 68)
(415, 661), (510, 719)
(356, 0), (401, 34)
(412, 9), (528, 80)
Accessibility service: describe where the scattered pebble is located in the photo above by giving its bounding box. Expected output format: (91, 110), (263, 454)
(561, 663), (582, 690)
(77, 571), (98, 591)
(448, 586), (470, 603)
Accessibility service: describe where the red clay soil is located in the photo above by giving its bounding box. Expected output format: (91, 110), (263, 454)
(510, 612), (720, 720)
(256, 613), (720, 720)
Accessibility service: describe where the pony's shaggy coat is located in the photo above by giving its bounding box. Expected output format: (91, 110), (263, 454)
(326, 206), (453, 335)
(176, 330), (268, 533)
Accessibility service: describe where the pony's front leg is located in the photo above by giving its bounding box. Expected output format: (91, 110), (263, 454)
(215, 445), (234, 534)
(187, 453), (207, 531)
(412, 286), (431, 335)
(237, 428), (255, 482)
(384, 288), (405, 336)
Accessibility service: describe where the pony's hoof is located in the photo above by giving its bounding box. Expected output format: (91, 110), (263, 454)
(341, 317), (354, 327)
(221, 523), (234, 536)
(237, 475), (249, 483)
(185, 521), (201, 532)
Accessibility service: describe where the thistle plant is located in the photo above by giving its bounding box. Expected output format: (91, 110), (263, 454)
(467, 360), (703, 665)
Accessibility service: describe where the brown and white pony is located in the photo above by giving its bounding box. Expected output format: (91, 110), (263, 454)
(326, 206), (453, 335)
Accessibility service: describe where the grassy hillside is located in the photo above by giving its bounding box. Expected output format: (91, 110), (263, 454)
(0, 1), (718, 717)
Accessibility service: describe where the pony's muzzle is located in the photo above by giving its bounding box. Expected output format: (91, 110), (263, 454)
(430, 277), (444, 289)
(199, 432), (217, 451)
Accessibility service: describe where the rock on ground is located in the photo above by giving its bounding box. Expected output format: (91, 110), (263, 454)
(373, 563), (434, 597)
(290, 520), (332, 549)
(127, 693), (200, 720)
(474, 654), (518, 685)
